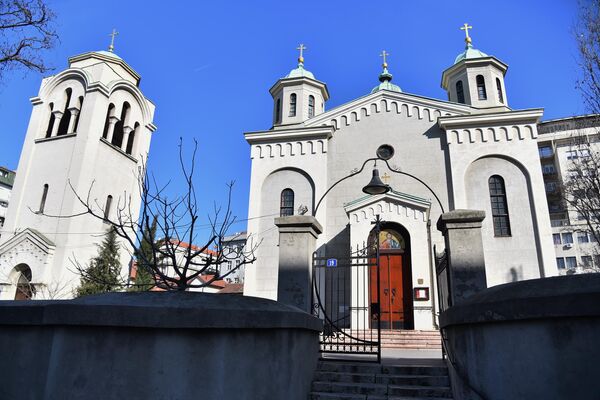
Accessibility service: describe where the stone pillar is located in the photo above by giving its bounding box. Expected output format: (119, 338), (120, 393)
(50, 110), (63, 137)
(66, 107), (79, 134)
(275, 215), (323, 314)
(437, 209), (487, 305)
(105, 116), (119, 143)
(121, 126), (133, 152)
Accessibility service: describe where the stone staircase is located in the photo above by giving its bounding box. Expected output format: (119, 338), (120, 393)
(309, 360), (453, 399)
(351, 330), (442, 350)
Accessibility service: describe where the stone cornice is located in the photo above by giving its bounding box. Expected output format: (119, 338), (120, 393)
(245, 126), (333, 145)
(269, 76), (330, 100)
(441, 56), (509, 89)
(438, 108), (544, 130)
(69, 51), (141, 85)
(344, 190), (431, 215)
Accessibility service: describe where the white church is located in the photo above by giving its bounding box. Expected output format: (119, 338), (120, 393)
(243, 28), (558, 330)
(0, 45), (156, 299)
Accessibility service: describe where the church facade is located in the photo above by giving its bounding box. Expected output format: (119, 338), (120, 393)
(244, 32), (557, 330)
(0, 49), (156, 299)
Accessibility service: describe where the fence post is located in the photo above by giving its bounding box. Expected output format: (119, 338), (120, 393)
(436, 210), (487, 306)
(275, 216), (323, 314)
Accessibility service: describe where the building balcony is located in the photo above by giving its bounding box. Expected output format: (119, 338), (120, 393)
(551, 219), (569, 227)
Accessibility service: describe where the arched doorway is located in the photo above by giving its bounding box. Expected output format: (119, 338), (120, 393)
(369, 223), (414, 330)
(12, 264), (33, 300)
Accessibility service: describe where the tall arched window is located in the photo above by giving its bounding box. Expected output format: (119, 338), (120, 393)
(308, 95), (315, 118)
(103, 195), (113, 221)
(488, 175), (511, 237)
(275, 98), (281, 123)
(13, 264), (33, 300)
(456, 80), (465, 104)
(126, 122), (138, 155)
(280, 189), (294, 216)
(289, 93), (297, 117)
(57, 88), (72, 136)
(102, 103), (115, 139)
(45, 103), (55, 138)
(476, 75), (487, 100)
(112, 102), (130, 147)
(39, 184), (49, 213)
(73, 96), (84, 133)
(496, 78), (504, 104)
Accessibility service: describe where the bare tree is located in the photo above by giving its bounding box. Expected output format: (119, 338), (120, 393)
(0, 0), (57, 80)
(576, 0), (600, 114)
(44, 139), (257, 291)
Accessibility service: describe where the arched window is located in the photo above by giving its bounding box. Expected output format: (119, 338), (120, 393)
(308, 95), (315, 118)
(57, 88), (72, 136)
(496, 78), (504, 104)
(73, 96), (84, 133)
(275, 98), (281, 123)
(126, 122), (138, 155)
(476, 75), (487, 100)
(289, 93), (297, 117)
(280, 189), (294, 216)
(456, 80), (465, 104)
(102, 103), (115, 139)
(45, 103), (55, 138)
(112, 102), (130, 147)
(488, 175), (511, 237)
(13, 264), (33, 300)
(39, 184), (48, 213)
(103, 195), (113, 221)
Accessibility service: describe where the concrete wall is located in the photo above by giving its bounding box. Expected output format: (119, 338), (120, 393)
(0, 292), (322, 400)
(440, 274), (600, 399)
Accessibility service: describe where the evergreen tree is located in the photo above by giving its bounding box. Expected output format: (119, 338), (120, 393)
(75, 227), (122, 297)
(130, 216), (161, 291)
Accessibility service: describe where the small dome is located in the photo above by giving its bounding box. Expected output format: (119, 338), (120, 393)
(285, 62), (315, 79)
(371, 67), (401, 93)
(454, 43), (488, 64)
(95, 50), (123, 60)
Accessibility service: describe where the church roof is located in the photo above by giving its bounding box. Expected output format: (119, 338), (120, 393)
(94, 50), (123, 60)
(285, 62), (315, 79)
(454, 42), (488, 64)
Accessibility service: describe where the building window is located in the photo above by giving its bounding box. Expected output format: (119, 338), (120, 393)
(38, 184), (49, 213)
(566, 150), (578, 160)
(112, 102), (130, 147)
(545, 182), (557, 193)
(580, 148), (591, 158)
(46, 103), (55, 138)
(552, 233), (561, 245)
(562, 232), (573, 244)
(542, 164), (555, 174)
(582, 256), (593, 268)
(577, 232), (590, 243)
(103, 195), (113, 221)
(280, 188), (294, 216)
(275, 98), (281, 123)
(102, 103), (115, 139)
(488, 175), (511, 237)
(566, 256), (577, 269)
(476, 75), (487, 100)
(538, 146), (553, 158)
(73, 96), (84, 133)
(496, 78), (504, 103)
(456, 80), (465, 104)
(57, 88), (73, 136)
(308, 95), (315, 118)
(289, 93), (297, 117)
(556, 257), (565, 270)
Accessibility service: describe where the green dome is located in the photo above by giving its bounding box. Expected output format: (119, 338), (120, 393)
(286, 62), (315, 79)
(454, 43), (488, 64)
(95, 50), (123, 60)
(371, 67), (401, 93)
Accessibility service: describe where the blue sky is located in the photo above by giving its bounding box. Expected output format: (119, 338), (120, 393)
(0, 0), (583, 237)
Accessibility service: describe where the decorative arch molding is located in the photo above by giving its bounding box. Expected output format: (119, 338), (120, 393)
(37, 68), (92, 100)
(447, 124), (538, 145)
(108, 81), (152, 124)
(263, 166), (316, 214)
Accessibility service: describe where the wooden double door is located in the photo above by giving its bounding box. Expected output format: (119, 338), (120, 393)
(370, 252), (414, 330)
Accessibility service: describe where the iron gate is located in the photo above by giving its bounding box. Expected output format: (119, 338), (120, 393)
(312, 244), (381, 361)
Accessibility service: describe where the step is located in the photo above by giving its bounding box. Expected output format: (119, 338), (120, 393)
(375, 374), (450, 387)
(312, 381), (387, 396)
(381, 365), (448, 376)
(317, 362), (382, 374)
(314, 371), (377, 384)
(388, 385), (453, 398)
(309, 392), (366, 400)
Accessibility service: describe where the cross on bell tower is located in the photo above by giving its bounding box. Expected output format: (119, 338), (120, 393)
(460, 23), (473, 45)
(108, 28), (119, 53)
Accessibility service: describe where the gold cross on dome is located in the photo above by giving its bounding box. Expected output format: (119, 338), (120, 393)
(108, 28), (119, 52)
(297, 43), (307, 63)
(380, 50), (389, 68)
(460, 23), (473, 43)
(381, 172), (391, 184)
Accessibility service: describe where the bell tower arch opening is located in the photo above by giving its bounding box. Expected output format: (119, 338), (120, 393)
(10, 263), (33, 300)
(368, 222), (414, 330)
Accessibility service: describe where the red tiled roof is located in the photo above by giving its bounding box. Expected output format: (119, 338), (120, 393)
(169, 239), (218, 256)
(218, 283), (244, 294)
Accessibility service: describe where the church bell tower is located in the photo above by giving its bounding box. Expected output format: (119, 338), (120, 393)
(0, 35), (156, 300)
(441, 24), (509, 110)
(269, 44), (329, 127)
